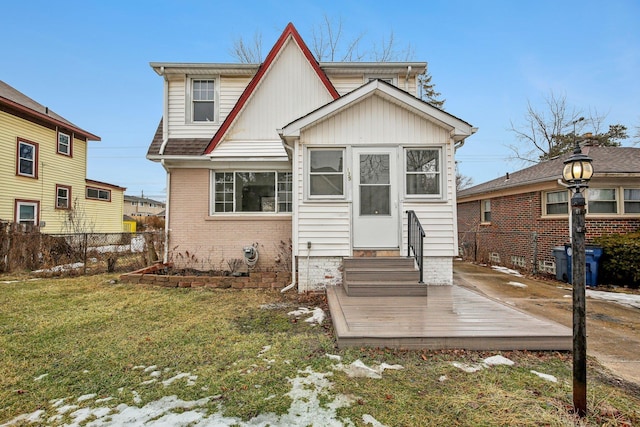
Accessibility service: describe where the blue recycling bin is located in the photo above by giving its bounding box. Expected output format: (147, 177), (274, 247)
(565, 244), (604, 286)
(552, 246), (569, 282)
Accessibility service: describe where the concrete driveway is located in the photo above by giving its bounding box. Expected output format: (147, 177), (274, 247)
(454, 260), (640, 387)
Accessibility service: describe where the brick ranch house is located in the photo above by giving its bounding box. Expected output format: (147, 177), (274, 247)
(456, 145), (640, 279)
(147, 23), (476, 292)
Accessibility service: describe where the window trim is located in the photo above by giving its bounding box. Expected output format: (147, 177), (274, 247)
(404, 147), (444, 200)
(55, 184), (72, 210)
(15, 199), (40, 226)
(306, 148), (346, 200)
(57, 130), (72, 157)
(86, 186), (111, 202)
(186, 76), (219, 124)
(541, 186), (640, 218)
(587, 188), (618, 215)
(16, 138), (39, 178)
(623, 188), (640, 214)
(366, 76), (397, 86)
(210, 170), (293, 214)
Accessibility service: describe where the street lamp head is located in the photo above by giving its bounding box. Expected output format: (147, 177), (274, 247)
(562, 144), (594, 190)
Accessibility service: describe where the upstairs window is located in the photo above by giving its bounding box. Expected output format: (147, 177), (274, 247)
(56, 185), (71, 209)
(57, 131), (71, 156)
(192, 79), (215, 122)
(545, 190), (569, 215)
(624, 189), (640, 214)
(17, 139), (38, 178)
(588, 188), (616, 214)
(86, 186), (111, 202)
(405, 149), (441, 197)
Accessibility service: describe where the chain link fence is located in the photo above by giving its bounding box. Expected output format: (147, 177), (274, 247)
(0, 221), (163, 275)
(458, 230), (569, 277)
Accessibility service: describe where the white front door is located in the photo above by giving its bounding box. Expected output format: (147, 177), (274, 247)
(353, 147), (399, 248)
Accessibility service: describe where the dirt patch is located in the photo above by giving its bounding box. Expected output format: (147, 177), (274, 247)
(454, 260), (640, 387)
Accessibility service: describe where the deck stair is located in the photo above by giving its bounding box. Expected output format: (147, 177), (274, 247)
(343, 257), (427, 297)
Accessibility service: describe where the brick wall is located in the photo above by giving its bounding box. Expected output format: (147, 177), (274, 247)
(297, 256), (343, 292)
(457, 190), (640, 276)
(424, 256), (453, 285)
(168, 169), (292, 272)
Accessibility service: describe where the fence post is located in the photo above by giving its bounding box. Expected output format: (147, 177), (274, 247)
(83, 233), (88, 275)
(532, 232), (538, 274)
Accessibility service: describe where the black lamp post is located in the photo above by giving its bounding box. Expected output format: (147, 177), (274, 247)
(562, 136), (593, 417)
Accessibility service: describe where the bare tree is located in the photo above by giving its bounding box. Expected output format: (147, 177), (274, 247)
(230, 31), (264, 63)
(311, 15), (365, 62)
(508, 92), (585, 163)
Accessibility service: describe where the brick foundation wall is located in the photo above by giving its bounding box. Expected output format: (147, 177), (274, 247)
(457, 190), (640, 275)
(168, 169), (292, 272)
(297, 256), (343, 292)
(424, 256), (453, 285)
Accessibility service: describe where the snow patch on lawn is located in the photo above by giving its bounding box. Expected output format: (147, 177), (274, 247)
(33, 373), (48, 381)
(288, 307), (325, 325)
(507, 281), (527, 288)
(531, 370), (558, 382)
(587, 289), (640, 309)
(332, 359), (404, 379)
(491, 266), (524, 277)
(452, 355), (515, 372)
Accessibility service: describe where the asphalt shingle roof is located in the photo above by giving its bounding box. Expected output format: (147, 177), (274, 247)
(458, 146), (640, 198)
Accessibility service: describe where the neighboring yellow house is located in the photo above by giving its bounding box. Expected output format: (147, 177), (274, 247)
(0, 80), (125, 233)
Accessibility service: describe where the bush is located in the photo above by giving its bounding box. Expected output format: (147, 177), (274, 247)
(594, 232), (640, 288)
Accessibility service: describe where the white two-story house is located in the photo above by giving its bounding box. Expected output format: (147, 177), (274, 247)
(147, 23), (475, 292)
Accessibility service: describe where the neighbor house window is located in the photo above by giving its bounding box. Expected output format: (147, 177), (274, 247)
(367, 76), (396, 85)
(15, 200), (39, 225)
(309, 149), (344, 197)
(86, 186), (111, 201)
(57, 131), (71, 156)
(481, 199), (491, 223)
(192, 79), (215, 122)
(588, 188), (616, 214)
(405, 149), (441, 196)
(213, 172), (292, 213)
(624, 189), (640, 214)
(56, 185), (71, 209)
(17, 139), (38, 178)
(545, 190), (569, 215)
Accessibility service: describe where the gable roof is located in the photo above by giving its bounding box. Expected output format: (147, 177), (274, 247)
(203, 22), (339, 154)
(458, 146), (640, 199)
(0, 80), (100, 141)
(280, 79), (475, 141)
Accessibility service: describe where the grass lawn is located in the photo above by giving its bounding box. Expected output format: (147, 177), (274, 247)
(1, 274), (638, 426)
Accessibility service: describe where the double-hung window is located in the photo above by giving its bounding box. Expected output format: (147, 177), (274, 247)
(587, 188), (616, 214)
(624, 189), (640, 214)
(191, 79), (215, 122)
(17, 139), (38, 178)
(213, 172), (292, 213)
(56, 185), (71, 209)
(308, 149), (344, 197)
(481, 199), (491, 223)
(545, 190), (569, 215)
(57, 131), (71, 156)
(405, 148), (441, 197)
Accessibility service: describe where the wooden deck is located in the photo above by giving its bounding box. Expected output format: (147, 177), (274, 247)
(327, 285), (572, 350)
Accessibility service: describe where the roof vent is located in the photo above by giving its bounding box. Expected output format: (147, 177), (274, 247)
(505, 172), (510, 180)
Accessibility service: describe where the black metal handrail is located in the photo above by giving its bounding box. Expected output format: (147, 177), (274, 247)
(407, 210), (425, 283)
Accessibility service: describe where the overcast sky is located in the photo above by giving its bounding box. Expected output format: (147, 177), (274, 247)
(2, 0), (638, 200)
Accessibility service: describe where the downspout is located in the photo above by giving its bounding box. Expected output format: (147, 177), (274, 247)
(404, 65), (411, 91)
(280, 136), (297, 292)
(161, 159), (170, 263)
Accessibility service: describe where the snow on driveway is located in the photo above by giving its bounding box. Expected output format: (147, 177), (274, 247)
(586, 289), (640, 309)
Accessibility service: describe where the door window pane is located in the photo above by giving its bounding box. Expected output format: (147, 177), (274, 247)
(360, 154), (390, 216)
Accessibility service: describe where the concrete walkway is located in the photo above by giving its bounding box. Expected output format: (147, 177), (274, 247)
(454, 260), (640, 387)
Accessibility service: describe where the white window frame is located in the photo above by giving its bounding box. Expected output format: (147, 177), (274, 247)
(86, 186), (111, 202)
(56, 184), (71, 209)
(17, 139), (38, 178)
(366, 76), (397, 86)
(306, 148), (346, 200)
(404, 147), (443, 199)
(211, 171), (293, 214)
(16, 200), (39, 225)
(186, 76), (219, 124)
(57, 130), (71, 156)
